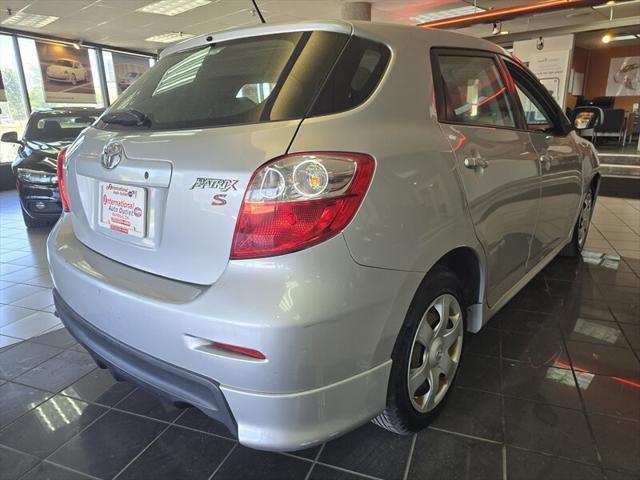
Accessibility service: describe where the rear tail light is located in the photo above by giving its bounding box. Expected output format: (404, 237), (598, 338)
(57, 147), (70, 212)
(231, 152), (375, 259)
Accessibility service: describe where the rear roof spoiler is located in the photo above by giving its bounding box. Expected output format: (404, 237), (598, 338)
(160, 20), (354, 58)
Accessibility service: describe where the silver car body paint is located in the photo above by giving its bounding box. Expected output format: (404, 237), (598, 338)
(48, 20), (599, 451)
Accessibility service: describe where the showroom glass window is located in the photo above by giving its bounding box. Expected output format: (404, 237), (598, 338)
(436, 55), (516, 128)
(0, 34), (29, 163)
(17, 37), (106, 109)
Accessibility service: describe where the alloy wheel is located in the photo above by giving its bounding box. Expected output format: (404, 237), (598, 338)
(407, 294), (463, 413)
(577, 191), (593, 249)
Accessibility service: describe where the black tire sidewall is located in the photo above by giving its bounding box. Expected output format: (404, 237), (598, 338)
(387, 266), (466, 431)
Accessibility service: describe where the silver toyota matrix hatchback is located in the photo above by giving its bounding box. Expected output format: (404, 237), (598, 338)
(49, 20), (600, 451)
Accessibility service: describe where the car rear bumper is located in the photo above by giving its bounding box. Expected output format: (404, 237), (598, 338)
(48, 215), (419, 450)
(54, 289), (238, 435)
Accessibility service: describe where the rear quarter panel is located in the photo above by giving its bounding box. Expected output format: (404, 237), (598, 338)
(290, 26), (483, 278)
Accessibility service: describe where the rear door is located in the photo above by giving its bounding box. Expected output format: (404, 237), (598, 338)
(432, 49), (541, 307)
(503, 59), (582, 266)
(65, 30), (350, 285)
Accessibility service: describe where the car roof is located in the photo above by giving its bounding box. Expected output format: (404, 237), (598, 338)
(160, 19), (506, 58)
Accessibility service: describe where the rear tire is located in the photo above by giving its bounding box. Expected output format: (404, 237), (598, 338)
(561, 188), (594, 257)
(373, 266), (465, 434)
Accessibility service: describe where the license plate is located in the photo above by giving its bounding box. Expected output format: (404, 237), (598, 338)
(98, 182), (146, 238)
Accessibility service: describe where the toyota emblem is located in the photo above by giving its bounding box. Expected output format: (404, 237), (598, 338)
(101, 141), (123, 169)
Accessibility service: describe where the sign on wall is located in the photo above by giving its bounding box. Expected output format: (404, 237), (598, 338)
(0, 71), (5, 101)
(112, 53), (151, 94)
(35, 41), (96, 103)
(528, 50), (572, 109)
(606, 56), (640, 97)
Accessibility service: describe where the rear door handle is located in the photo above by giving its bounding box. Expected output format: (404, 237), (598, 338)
(464, 155), (489, 170)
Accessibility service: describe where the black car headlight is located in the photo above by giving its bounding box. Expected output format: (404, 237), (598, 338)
(16, 168), (58, 185)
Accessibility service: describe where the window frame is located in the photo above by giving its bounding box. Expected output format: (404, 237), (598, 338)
(499, 55), (571, 136)
(430, 47), (525, 131)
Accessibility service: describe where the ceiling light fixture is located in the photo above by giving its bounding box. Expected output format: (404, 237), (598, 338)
(1, 11), (59, 28)
(500, 30), (510, 35)
(594, 0), (640, 7)
(610, 34), (640, 41)
(138, 0), (210, 16)
(145, 32), (195, 43)
(601, 34), (612, 43)
(411, 5), (486, 23)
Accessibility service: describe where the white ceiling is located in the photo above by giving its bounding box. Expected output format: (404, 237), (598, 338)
(0, 0), (638, 53)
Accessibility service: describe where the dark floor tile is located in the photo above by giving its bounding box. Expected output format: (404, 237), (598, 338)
(507, 285), (561, 314)
(407, 428), (502, 480)
(212, 445), (310, 480)
(604, 469), (638, 480)
(503, 397), (598, 464)
(464, 327), (500, 358)
(0, 382), (51, 428)
(319, 422), (412, 480)
(564, 341), (640, 378)
(542, 258), (588, 282)
(561, 317), (631, 349)
(0, 445), (40, 480)
(0, 342), (62, 379)
(20, 461), (93, 480)
(497, 308), (558, 334)
(506, 447), (603, 480)
(501, 328), (567, 366)
(308, 464), (368, 480)
(15, 350), (96, 393)
(561, 299), (616, 323)
(30, 328), (77, 349)
(590, 414), (640, 476)
(118, 426), (234, 480)
(175, 407), (234, 439)
(61, 369), (135, 406)
(580, 374), (640, 420)
(288, 445), (323, 460)
(0, 395), (106, 458)
(49, 410), (166, 479)
(502, 361), (582, 409)
(610, 302), (639, 325)
(456, 353), (501, 393)
(621, 329), (640, 357)
(431, 387), (503, 442)
(547, 278), (603, 300)
(115, 388), (183, 422)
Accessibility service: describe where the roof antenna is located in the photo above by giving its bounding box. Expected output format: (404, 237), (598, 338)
(251, 0), (266, 24)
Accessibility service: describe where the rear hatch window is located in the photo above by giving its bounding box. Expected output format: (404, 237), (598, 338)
(97, 31), (349, 131)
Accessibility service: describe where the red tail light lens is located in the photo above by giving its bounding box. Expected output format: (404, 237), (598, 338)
(57, 147), (70, 212)
(211, 341), (266, 360)
(231, 152), (375, 259)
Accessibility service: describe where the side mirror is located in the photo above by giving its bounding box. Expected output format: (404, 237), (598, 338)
(574, 111), (599, 130)
(0, 131), (21, 144)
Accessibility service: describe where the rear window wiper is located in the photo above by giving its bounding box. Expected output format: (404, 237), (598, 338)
(101, 109), (151, 127)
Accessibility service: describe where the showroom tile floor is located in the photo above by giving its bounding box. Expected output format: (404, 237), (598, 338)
(0, 189), (639, 480)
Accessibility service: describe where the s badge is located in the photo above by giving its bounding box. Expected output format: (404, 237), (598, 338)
(211, 194), (227, 206)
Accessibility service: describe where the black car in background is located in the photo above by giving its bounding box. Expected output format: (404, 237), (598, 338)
(1, 107), (103, 227)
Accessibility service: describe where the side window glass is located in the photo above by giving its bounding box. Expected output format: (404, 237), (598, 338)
(507, 63), (558, 134)
(437, 55), (516, 128)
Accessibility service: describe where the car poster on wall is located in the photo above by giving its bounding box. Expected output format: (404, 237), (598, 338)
(606, 56), (640, 97)
(35, 41), (96, 103)
(112, 53), (151, 94)
(0, 70), (6, 101)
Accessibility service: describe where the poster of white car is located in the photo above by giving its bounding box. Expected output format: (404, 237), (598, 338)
(117, 71), (142, 92)
(36, 41), (96, 103)
(46, 59), (89, 85)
